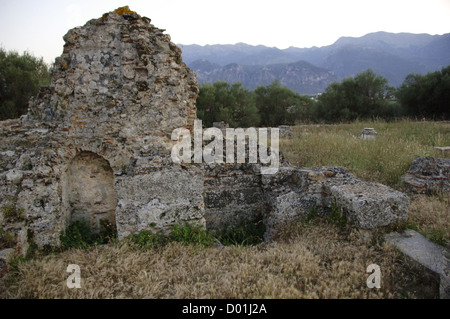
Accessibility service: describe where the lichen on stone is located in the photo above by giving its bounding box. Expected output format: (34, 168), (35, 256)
(113, 6), (138, 16)
(102, 6), (139, 21)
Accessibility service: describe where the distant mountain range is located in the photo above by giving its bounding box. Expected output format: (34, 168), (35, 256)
(179, 31), (450, 95)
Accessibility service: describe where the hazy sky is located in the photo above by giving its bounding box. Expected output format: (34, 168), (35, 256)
(0, 0), (449, 64)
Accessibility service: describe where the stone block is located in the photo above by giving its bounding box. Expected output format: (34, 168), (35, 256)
(330, 182), (409, 229)
(402, 156), (450, 194)
(385, 230), (449, 299)
(361, 128), (377, 139)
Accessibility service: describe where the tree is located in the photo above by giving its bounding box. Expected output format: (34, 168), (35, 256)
(196, 82), (218, 127)
(0, 48), (50, 120)
(228, 82), (260, 127)
(197, 80), (316, 127)
(317, 69), (394, 122)
(397, 66), (450, 119)
(255, 80), (308, 126)
(196, 81), (260, 127)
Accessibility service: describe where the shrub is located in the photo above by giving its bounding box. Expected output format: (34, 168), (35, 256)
(213, 221), (266, 246)
(169, 223), (214, 247)
(59, 219), (117, 250)
(128, 229), (167, 250)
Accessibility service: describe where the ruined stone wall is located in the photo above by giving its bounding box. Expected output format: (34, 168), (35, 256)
(202, 164), (266, 230)
(0, 8), (202, 250)
(261, 166), (360, 237)
(0, 7), (410, 256)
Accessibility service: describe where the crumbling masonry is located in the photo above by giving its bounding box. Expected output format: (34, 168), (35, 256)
(0, 8), (409, 254)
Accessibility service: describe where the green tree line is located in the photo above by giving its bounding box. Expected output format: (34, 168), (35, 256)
(1, 49), (448, 124)
(197, 67), (450, 126)
(197, 80), (314, 128)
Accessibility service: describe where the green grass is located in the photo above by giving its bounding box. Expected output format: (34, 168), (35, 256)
(212, 221), (266, 246)
(128, 222), (266, 250)
(327, 199), (348, 228)
(59, 220), (117, 250)
(128, 223), (215, 249)
(281, 119), (450, 188)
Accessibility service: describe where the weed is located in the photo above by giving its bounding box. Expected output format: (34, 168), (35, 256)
(305, 206), (319, 224)
(129, 223), (214, 249)
(3, 206), (25, 222)
(213, 221), (265, 246)
(327, 199), (348, 228)
(169, 223), (214, 246)
(0, 229), (16, 249)
(128, 229), (167, 249)
(128, 222), (265, 249)
(59, 219), (117, 250)
(99, 219), (118, 243)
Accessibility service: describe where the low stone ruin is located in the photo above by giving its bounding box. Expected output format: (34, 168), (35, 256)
(0, 7), (409, 257)
(402, 157), (450, 194)
(361, 128), (377, 139)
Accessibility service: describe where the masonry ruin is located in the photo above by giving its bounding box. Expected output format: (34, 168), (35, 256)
(0, 7), (409, 254)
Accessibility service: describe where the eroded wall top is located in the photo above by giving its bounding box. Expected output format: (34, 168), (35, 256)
(28, 6), (198, 146)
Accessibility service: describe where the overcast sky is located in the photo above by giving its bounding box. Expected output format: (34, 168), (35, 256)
(0, 0), (449, 64)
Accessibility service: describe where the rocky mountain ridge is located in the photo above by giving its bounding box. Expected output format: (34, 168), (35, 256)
(180, 31), (450, 94)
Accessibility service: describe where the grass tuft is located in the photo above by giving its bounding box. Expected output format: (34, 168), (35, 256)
(212, 221), (266, 246)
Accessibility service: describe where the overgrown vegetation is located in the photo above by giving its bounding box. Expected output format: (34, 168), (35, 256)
(279, 119), (449, 246)
(327, 199), (348, 228)
(407, 193), (450, 246)
(128, 223), (214, 249)
(212, 221), (266, 246)
(0, 48), (50, 120)
(59, 220), (117, 250)
(2, 205), (25, 222)
(280, 119), (450, 188)
(128, 222), (265, 249)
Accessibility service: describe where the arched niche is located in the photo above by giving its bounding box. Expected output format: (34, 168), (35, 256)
(61, 151), (116, 233)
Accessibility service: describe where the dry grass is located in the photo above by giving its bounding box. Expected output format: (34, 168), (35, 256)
(280, 119), (449, 246)
(281, 119), (450, 187)
(0, 119), (446, 299)
(408, 194), (450, 245)
(0, 218), (439, 299)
